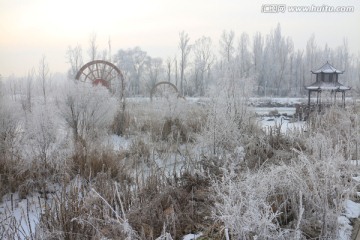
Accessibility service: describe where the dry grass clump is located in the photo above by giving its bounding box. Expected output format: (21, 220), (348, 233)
(71, 147), (124, 180)
(0, 153), (68, 200)
(240, 115), (307, 169)
(0, 157), (29, 199)
(128, 171), (211, 239)
(111, 109), (131, 136)
(128, 139), (151, 163)
(39, 177), (137, 240)
(40, 181), (97, 239)
(161, 118), (188, 143)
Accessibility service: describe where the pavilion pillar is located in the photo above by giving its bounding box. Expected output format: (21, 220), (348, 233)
(316, 91), (319, 105)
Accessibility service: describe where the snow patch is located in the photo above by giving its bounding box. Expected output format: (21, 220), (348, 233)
(352, 176), (360, 182)
(338, 200), (360, 240)
(182, 232), (203, 240)
(344, 200), (360, 218)
(338, 216), (352, 240)
(110, 134), (131, 151)
(0, 192), (44, 239)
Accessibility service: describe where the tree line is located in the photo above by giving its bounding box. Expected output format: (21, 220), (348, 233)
(6, 23), (359, 99)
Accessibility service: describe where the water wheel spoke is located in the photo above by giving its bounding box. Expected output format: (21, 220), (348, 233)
(95, 63), (100, 79)
(103, 67), (114, 81)
(100, 63), (107, 79)
(80, 71), (89, 82)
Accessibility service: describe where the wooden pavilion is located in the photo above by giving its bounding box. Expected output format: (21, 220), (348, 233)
(305, 61), (350, 109)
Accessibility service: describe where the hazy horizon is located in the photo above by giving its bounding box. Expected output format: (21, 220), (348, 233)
(1, 0), (359, 77)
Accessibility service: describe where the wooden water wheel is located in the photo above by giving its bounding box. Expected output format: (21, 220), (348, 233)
(75, 60), (124, 92)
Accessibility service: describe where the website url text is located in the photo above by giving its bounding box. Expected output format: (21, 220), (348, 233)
(261, 4), (355, 13)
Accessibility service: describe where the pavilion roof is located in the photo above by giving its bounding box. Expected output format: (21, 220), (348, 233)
(305, 81), (350, 91)
(311, 61), (344, 74)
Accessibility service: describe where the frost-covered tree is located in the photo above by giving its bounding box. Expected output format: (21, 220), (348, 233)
(178, 31), (191, 96)
(252, 32), (265, 95)
(263, 24), (293, 96)
(165, 57), (173, 83)
(236, 32), (251, 78)
(193, 36), (214, 96)
(37, 55), (51, 104)
(147, 57), (164, 92)
(219, 30), (235, 64)
(88, 32), (99, 61)
(66, 44), (83, 79)
(20, 70), (35, 114)
(305, 34), (318, 85)
(114, 47), (149, 96)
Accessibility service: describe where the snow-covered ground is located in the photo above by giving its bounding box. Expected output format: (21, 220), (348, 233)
(0, 192), (43, 239)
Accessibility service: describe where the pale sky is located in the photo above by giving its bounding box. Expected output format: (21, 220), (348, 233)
(1, 0), (359, 77)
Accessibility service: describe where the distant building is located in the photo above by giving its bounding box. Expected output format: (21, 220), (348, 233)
(305, 61), (350, 108)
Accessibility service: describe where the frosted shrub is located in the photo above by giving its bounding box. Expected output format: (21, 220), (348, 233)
(212, 130), (357, 239)
(0, 98), (21, 159)
(297, 130), (357, 237)
(307, 106), (360, 160)
(198, 77), (254, 155)
(59, 81), (117, 150)
(212, 166), (292, 239)
(0, 98), (23, 197)
(22, 104), (58, 165)
(200, 98), (241, 154)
